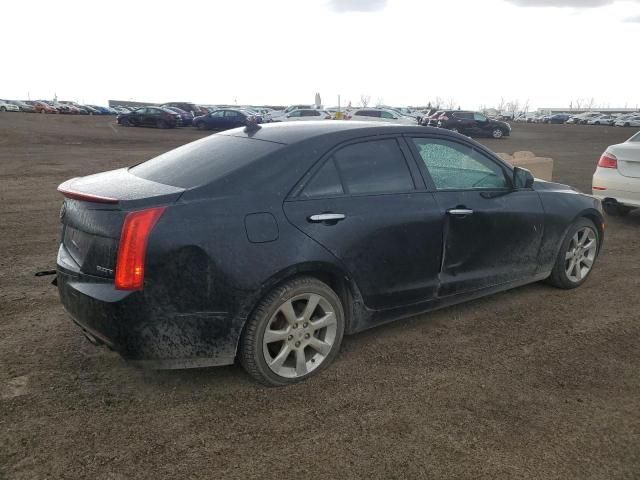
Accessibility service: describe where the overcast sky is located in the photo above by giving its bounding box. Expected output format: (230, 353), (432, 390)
(2, 0), (638, 110)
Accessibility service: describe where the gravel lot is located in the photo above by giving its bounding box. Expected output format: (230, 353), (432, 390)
(1, 114), (639, 479)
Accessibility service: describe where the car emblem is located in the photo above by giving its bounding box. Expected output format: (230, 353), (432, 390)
(59, 202), (66, 221)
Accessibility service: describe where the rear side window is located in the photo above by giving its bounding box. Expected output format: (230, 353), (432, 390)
(301, 139), (414, 197)
(130, 135), (284, 188)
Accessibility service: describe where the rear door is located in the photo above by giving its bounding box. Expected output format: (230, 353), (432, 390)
(284, 136), (443, 310)
(407, 135), (544, 297)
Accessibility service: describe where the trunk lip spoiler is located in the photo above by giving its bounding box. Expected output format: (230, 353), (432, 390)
(57, 179), (119, 204)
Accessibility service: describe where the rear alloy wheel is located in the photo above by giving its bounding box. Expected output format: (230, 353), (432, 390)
(491, 128), (504, 139)
(239, 277), (345, 386)
(547, 218), (599, 289)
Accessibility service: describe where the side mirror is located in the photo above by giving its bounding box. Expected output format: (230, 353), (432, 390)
(513, 167), (534, 189)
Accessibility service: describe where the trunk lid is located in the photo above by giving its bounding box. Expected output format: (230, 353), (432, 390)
(609, 143), (640, 178)
(58, 168), (184, 278)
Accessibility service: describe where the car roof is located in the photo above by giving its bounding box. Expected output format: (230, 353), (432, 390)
(219, 121), (459, 145)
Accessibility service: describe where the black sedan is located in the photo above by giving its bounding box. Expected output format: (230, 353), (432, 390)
(437, 110), (511, 138)
(192, 109), (261, 131)
(117, 107), (182, 128)
(55, 122), (604, 386)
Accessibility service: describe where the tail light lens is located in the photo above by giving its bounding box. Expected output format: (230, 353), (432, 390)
(598, 152), (617, 169)
(115, 207), (166, 291)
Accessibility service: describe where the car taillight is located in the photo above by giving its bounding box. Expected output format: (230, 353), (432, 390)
(115, 207), (166, 291)
(597, 152), (617, 169)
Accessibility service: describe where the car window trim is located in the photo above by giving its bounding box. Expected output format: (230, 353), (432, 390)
(287, 134), (422, 201)
(403, 133), (514, 192)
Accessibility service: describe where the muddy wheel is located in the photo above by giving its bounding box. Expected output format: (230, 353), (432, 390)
(546, 218), (599, 289)
(239, 277), (345, 387)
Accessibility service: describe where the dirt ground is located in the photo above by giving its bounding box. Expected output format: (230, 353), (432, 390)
(1, 114), (639, 479)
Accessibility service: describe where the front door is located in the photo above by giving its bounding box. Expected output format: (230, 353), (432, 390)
(284, 136), (443, 310)
(408, 135), (544, 297)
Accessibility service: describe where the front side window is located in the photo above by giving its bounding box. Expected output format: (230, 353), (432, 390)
(289, 110), (302, 118)
(412, 138), (508, 190)
(380, 111), (395, 119)
(473, 113), (487, 122)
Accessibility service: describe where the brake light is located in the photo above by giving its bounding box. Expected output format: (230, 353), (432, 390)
(597, 152), (617, 169)
(115, 207), (166, 290)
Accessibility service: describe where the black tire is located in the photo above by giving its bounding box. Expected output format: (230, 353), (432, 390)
(491, 128), (504, 139)
(603, 203), (631, 217)
(546, 217), (599, 289)
(239, 276), (345, 387)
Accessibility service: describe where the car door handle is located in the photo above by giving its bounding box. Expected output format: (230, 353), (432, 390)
(447, 208), (474, 216)
(308, 213), (346, 223)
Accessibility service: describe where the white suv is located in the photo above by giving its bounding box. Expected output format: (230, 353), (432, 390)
(592, 130), (640, 216)
(280, 109), (332, 121)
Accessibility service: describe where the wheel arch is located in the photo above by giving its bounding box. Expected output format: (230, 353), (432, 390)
(576, 207), (605, 251)
(237, 261), (365, 344)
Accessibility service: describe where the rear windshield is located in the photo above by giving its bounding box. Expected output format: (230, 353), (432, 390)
(130, 134), (284, 188)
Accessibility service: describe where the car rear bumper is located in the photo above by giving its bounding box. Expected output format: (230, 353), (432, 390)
(57, 252), (241, 368)
(592, 168), (640, 208)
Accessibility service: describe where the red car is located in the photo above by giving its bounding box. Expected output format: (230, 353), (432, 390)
(28, 101), (58, 114)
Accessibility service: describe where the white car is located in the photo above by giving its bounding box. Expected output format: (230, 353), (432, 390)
(615, 115), (640, 127)
(280, 109), (332, 121)
(592, 130), (640, 216)
(0, 100), (20, 112)
(346, 108), (417, 124)
(271, 105), (315, 121)
(587, 114), (615, 125)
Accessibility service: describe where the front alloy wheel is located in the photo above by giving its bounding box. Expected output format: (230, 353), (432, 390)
(492, 128), (504, 139)
(239, 277), (344, 386)
(547, 218), (599, 289)
(564, 227), (597, 283)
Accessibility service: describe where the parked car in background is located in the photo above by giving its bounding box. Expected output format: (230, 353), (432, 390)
(280, 109), (332, 121)
(8, 100), (36, 112)
(547, 113), (571, 124)
(421, 110), (445, 126)
(117, 107), (181, 128)
(587, 114), (615, 125)
(592, 130), (640, 216)
(27, 101), (58, 113)
(271, 105), (315, 121)
(164, 106), (193, 126)
(161, 102), (207, 116)
(615, 115), (640, 127)
(192, 108), (260, 131)
(0, 100), (20, 112)
(346, 108), (416, 124)
(437, 110), (511, 138)
(55, 122), (604, 386)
